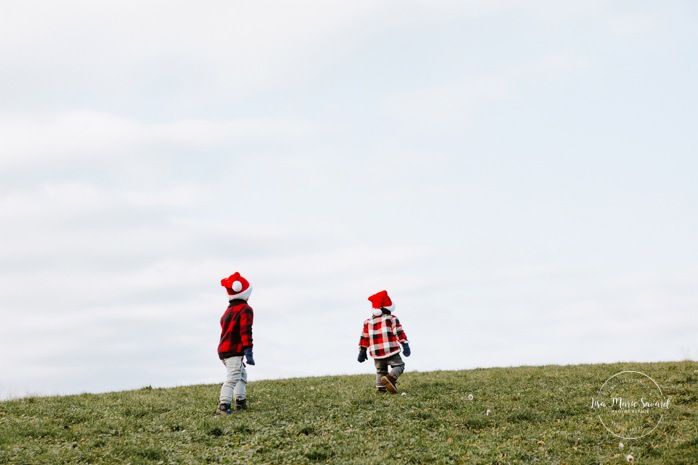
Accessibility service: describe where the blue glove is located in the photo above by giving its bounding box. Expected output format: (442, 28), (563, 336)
(244, 348), (255, 365)
(402, 343), (411, 357)
(358, 347), (368, 363)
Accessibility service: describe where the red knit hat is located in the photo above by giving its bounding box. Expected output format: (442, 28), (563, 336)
(368, 290), (394, 315)
(221, 272), (252, 301)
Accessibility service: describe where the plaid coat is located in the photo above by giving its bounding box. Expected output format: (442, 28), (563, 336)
(218, 299), (254, 359)
(359, 313), (409, 359)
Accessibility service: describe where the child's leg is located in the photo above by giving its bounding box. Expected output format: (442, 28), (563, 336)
(376, 353), (405, 394)
(233, 363), (248, 400)
(388, 353), (405, 379)
(374, 358), (389, 389)
(219, 356), (245, 404)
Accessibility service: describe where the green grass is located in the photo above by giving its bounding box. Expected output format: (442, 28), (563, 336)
(1, 361), (696, 464)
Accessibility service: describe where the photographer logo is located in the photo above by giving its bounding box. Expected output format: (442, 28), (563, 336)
(591, 371), (670, 439)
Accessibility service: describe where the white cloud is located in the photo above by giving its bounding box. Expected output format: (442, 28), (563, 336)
(0, 175), (431, 306)
(381, 53), (589, 130)
(0, 0), (613, 115)
(521, 0), (609, 22)
(1, 0), (696, 400)
(0, 1), (388, 112)
(605, 15), (655, 38)
(0, 111), (336, 169)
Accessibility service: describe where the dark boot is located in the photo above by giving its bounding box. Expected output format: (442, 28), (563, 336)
(215, 402), (232, 416)
(234, 398), (248, 410)
(381, 374), (398, 394)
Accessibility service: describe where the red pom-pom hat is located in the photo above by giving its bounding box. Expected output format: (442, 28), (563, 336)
(368, 290), (395, 316)
(221, 272), (252, 301)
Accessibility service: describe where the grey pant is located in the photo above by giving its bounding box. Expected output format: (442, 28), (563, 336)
(219, 356), (247, 403)
(374, 353), (405, 388)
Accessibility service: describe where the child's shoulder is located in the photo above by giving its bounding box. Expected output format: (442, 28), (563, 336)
(229, 300), (253, 310)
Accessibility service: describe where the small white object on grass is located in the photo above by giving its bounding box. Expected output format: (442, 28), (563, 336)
(626, 454), (634, 462)
(401, 392), (407, 396)
(486, 409), (491, 415)
(468, 394), (474, 401)
(619, 442), (624, 449)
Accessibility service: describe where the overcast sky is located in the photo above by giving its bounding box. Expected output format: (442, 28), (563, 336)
(1, 0), (696, 399)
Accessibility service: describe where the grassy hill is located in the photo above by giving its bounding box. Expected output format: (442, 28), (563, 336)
(1, 361), (695, 464)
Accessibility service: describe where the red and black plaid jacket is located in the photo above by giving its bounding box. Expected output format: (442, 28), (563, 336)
(218, 299), (254, 359)
(359, 313), (408, 359)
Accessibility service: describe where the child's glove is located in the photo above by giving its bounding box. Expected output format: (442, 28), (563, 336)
(401, 343), (411, 357)
(244, 348), (255, 365)
(357, 347), (368, 363)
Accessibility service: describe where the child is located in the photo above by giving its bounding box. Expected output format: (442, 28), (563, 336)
(357, 290), (411, 393)
(216, 272), (255, 415)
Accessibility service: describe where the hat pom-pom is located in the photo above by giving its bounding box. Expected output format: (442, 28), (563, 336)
(232, 281), (242, 292)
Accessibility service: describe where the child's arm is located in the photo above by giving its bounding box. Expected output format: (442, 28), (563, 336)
(394, 317), (411, 357)
(393, 317), (408, 344)
(241, 306), (254, 364)
(357, 320), (369, 362)
(358, 320), (370, 348)
(240, 307), (253, 347)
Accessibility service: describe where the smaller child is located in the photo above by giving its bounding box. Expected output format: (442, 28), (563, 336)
(216, 272), (255, 415)
(357, 290), (411, 393)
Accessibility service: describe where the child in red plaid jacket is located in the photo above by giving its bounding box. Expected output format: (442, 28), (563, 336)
(357, 290), (411, 393)
(216, 272), (255, 415)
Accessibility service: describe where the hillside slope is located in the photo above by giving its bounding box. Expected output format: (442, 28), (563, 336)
(1, 361), (696, 464)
